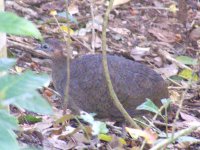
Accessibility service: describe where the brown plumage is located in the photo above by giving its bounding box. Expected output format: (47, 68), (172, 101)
(39, 38), (168, 121)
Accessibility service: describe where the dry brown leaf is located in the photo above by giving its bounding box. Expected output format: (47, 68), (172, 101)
(148, 28), (178, 43)
(68, 3), (79, 15)
(109, 134), (124, 149)
(41, 1), (65, 12)
(106, 0), (130, 7)
(72, 132), (90, 144)
(154, 57), (163, 67)
(48, 136), (75, 150)
(180, 112), (200, 122)
(43, 89), (53, 97)
(130, 46), (150, 61)
(34, 117), (53, 132)
(126, 127), (158, 144)
(156, 64), (178, 78)
(170, 91), (181, 102)
(91, 35), (102, 48)
(189, 27), (200, 41)
(111, 27), (131, 35)
(175, 34), (182, 42)
(15, 66), (24, 73)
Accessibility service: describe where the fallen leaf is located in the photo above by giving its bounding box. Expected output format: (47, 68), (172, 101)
(60, 25), (74, 35)
(178, 69), (199, 81)
(156, 64), (178, 77)
(130, 46), (150, 61)
(154, 57), (163, 67)
(148, 28), (178, 43)
(15, 66), (24, 73)
(111, 27), (131, 35)
(48, 136), (74, 150)
(126, 127), (158, 144)
(109, 134), (125, 149)
(189, 27), (200, 41)
(106, 0), (130, 7)
(177, 136), (200, 149)
(180, 112), (199, 122)
(68, 3), (79, 15)
(55, 114), (74, 125)
(168, 4), (178, 14)
(41, 1), (65, 12)
(98, 134), (112, 142)
(43, 89), (53, 97)
(50, 10), (57, 16)
(176, 56), (198, 65)
(170, 91), (181, 102)
(91, 35), (102, 48)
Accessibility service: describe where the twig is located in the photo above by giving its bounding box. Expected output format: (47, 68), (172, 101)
(70, 36), (93, 52)
(63, 0), (71, 115)
(156, 49), (192, 70)
(7, 39), (50, 59)
(74, 117), (90, 140)
(6, 1), (38, 18)
(168, 86), (188, 90)
(140, 140), (146, 150)
(171, 77), (193, 138)
(150, 125), (200, 150)
(132, 6), (168, 10)
(51, 1), (71, 115)
(101, 0), (140, 129)
(89, 0), (95, 53)
(167, 77), (183, 87)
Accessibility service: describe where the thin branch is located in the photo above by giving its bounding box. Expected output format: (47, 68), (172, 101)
(101, 0), (140, 129)
(89, 0), (95, 53)
(150, 125), (200, 150)
(51, 3), (71, 114)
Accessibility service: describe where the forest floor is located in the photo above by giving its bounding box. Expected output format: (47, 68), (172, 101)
(6, 0), (200, 149)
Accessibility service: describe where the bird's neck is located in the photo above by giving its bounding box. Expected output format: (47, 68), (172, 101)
(51, 55), (68, 72)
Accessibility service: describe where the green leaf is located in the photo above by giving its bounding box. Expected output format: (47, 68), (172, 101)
(98, 134), (112, 142)
(161, 98), (172, 108)
(0, 58), (16, 71)
(18, 115), (42, 124)
(0, 129), (19, 150)
(178, 69), (199, 81)
(176, 56), (198, 65)
(5, 92), (52, 115)
(136, 98), (160, 115)
(170, 75), (183, 82)
(0, 110), (18, 130)
(92, 121), (108, 135)
(0, 71), (50, 99)
(80, 112), (95, 124)
(0, 71), (52, 115)
(80, 112), (108, 135)
(0, 12), (42, 40)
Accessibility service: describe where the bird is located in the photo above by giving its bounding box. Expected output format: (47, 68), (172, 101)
(37, 38), (169, 121)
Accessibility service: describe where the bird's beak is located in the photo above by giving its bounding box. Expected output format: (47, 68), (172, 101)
(34, 44), (52, 59)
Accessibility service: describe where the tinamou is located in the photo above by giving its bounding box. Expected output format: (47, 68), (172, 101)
(38, 38), (168, 121)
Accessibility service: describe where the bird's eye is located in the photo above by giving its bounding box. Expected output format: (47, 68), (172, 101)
(41, 43), (49, 50)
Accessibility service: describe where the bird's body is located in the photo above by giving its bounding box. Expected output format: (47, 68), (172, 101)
(39, 39), (169, 121)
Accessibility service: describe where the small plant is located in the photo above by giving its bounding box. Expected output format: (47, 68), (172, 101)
(0, 58), (52, 150)
(0, 11), (50, 150)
